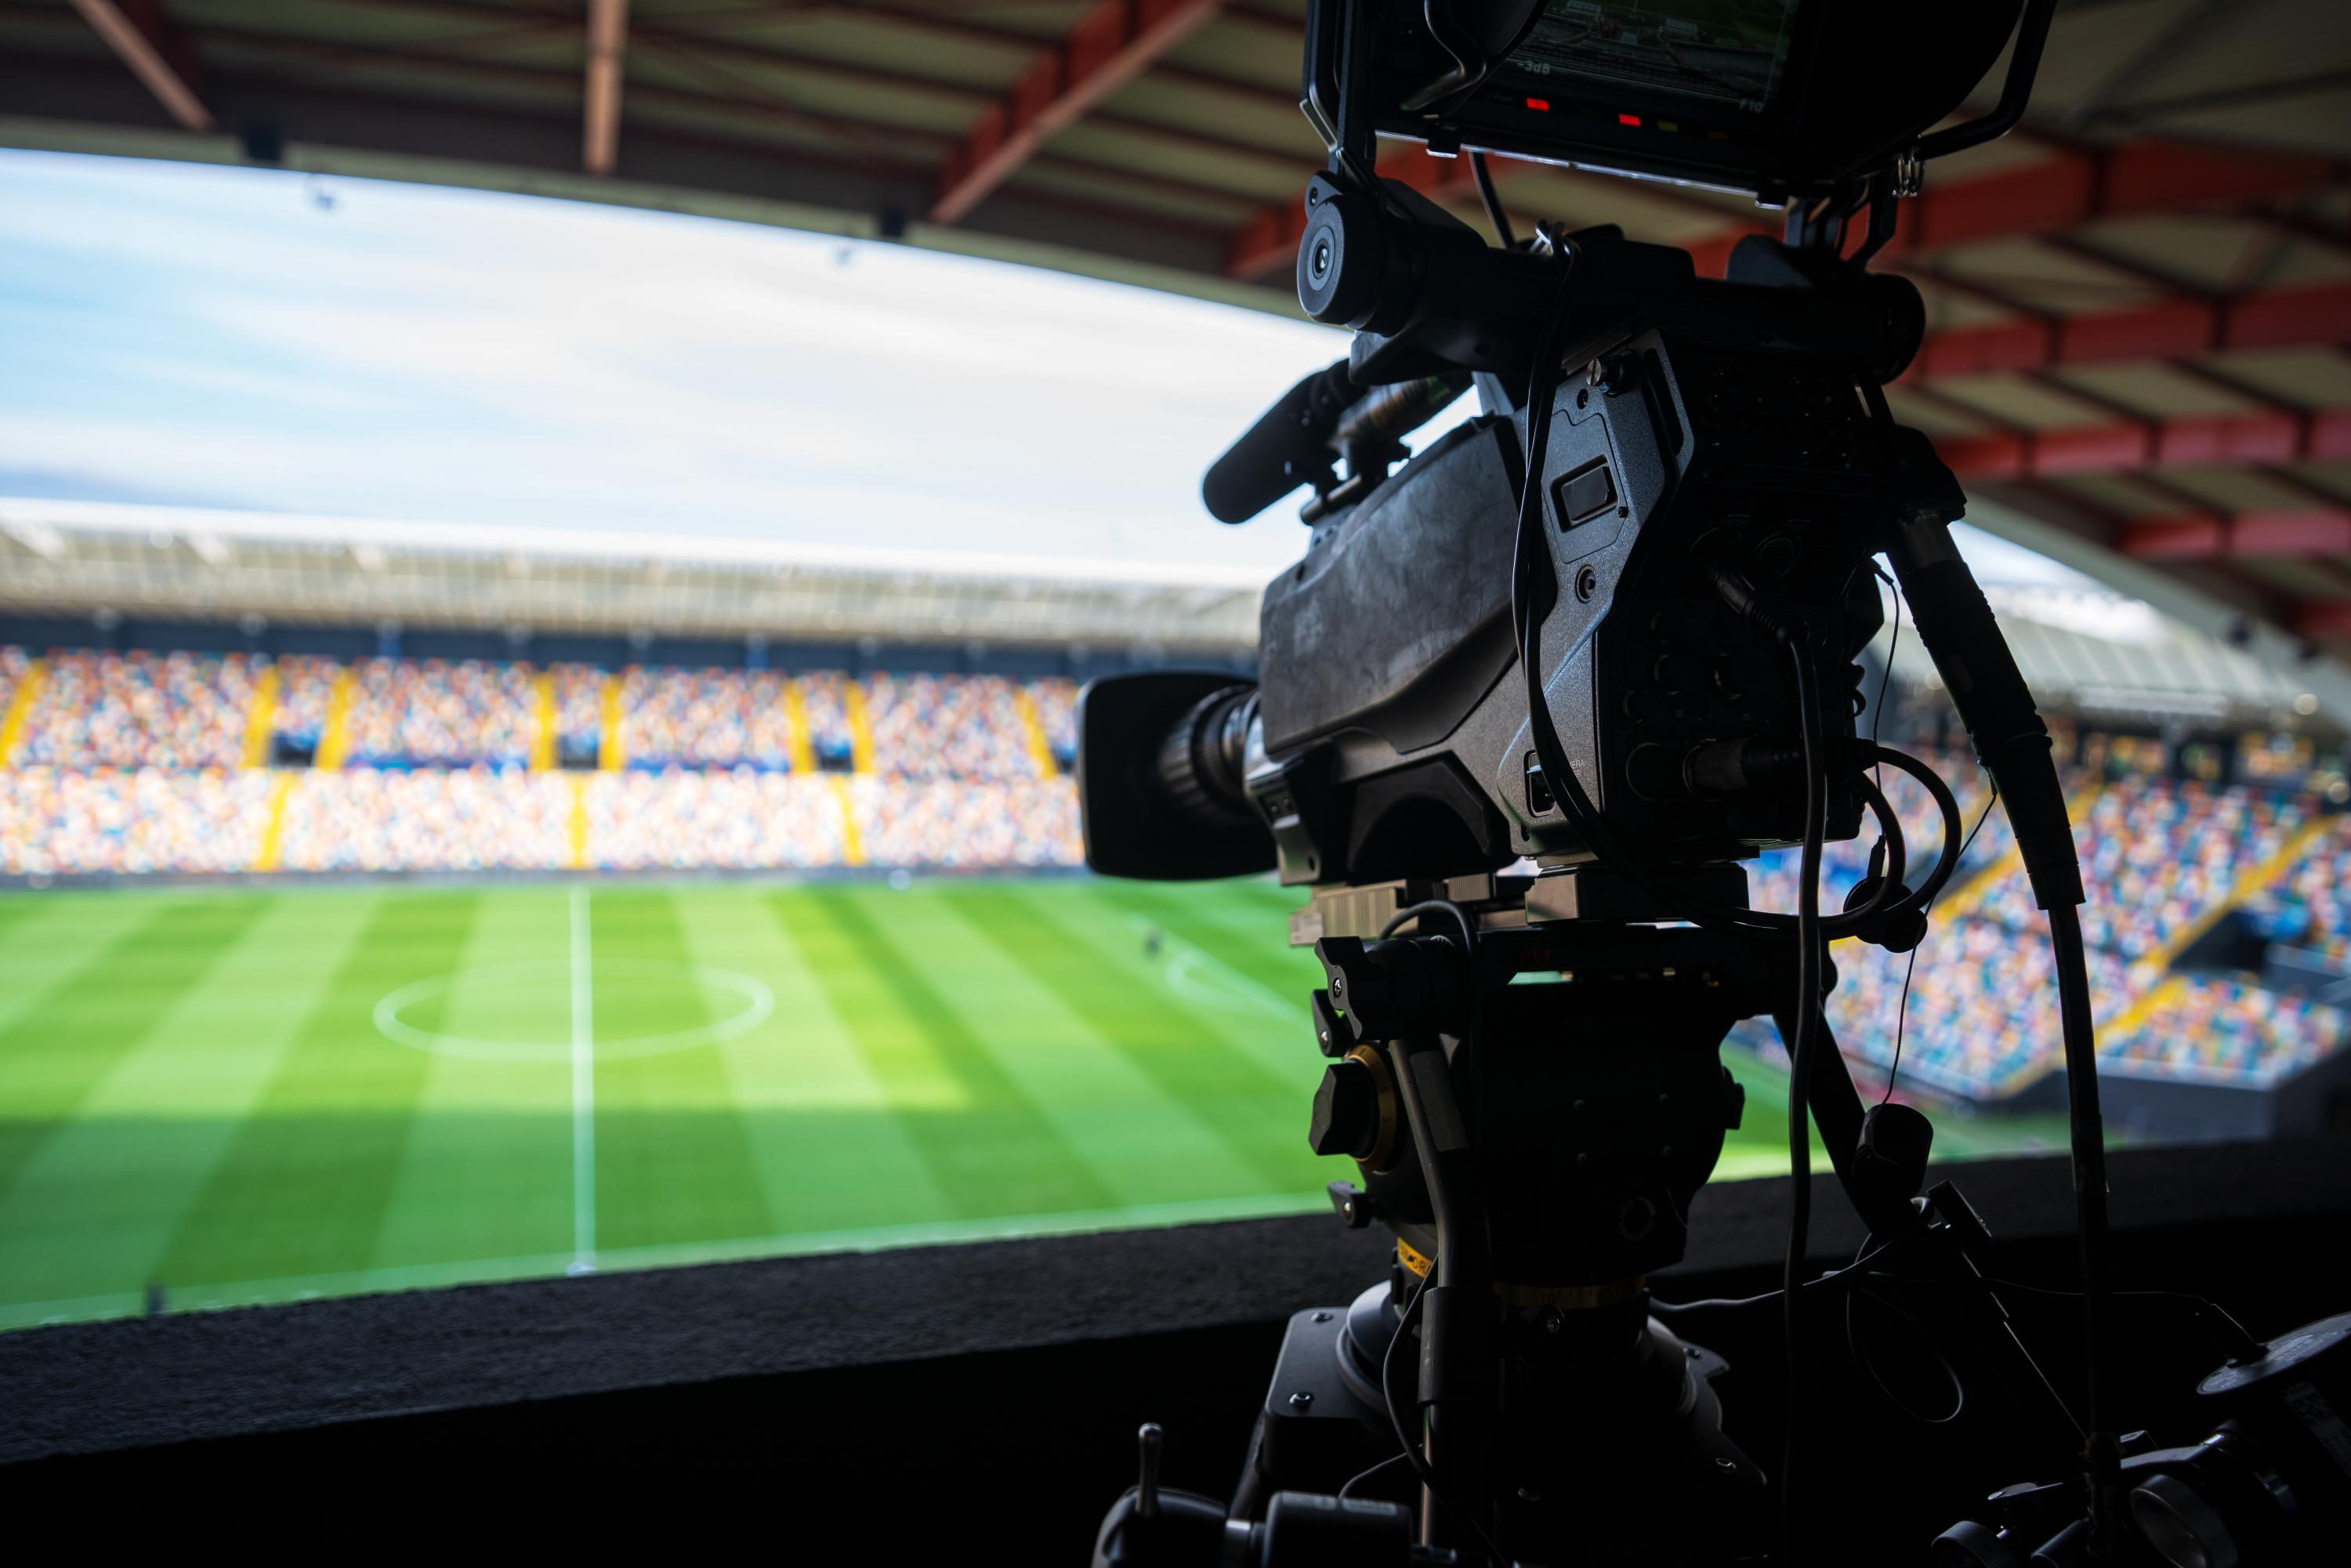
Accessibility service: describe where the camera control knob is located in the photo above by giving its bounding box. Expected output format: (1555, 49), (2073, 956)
(1296, 173), (1384, 328)
(2130, 1474), (2240, 1568)
(1307, 1046), (1398, 1169)
(1930, 1521), (2027, 1568)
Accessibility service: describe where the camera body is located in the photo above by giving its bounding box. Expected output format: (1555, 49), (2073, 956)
(1082, 226), (1956, 893)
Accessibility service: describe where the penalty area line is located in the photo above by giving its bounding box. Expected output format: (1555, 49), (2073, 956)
(568, 885), (597, 1276)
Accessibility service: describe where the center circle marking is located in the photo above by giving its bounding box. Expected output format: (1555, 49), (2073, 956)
(371, 958), (776, 1062)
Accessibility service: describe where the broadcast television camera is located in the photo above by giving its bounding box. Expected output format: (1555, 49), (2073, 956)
(1076, 5), (2351, 1563)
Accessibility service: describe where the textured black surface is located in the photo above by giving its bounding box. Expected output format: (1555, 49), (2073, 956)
(0, 1215), (1389, 1465)
(5, 1139), (2349, 1468)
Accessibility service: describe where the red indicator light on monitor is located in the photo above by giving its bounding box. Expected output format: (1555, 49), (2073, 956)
(1618, 113), (1642, 127)
(1525, 97), (1550, 111)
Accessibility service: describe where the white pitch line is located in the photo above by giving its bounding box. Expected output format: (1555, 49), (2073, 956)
(567, 885), (597, 1276)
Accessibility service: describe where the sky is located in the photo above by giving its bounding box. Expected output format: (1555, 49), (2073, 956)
(0, 147), (2081, 587)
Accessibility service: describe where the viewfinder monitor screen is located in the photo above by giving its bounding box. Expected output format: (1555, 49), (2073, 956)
(1496, 0), (1804, 118)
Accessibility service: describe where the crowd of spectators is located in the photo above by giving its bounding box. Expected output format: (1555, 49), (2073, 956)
(277, 768), (572, 873)
(2243, 815), (2351, 961)
(2103, 975), (2351, 1088)
(14, 650), (257, 770)
(618, 667), (799, 770)
(0, 766), (270, 875)
(1747, 759), (2342, 1099)
(1976, 778), (2306, 958)
(553, 664), (604, 757)
(849, 777), (1082, 868)
(865, 674), (1038, 780)
(0, 646), (26, 721)
(342, 657), (538, 766)
(586, 769), (846, 870)
(1032, 677), (1078, 771)
(270, 655), (342, 755)
(804, 671), (854, 766)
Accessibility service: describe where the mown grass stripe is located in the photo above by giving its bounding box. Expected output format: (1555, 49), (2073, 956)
(873, 887), (1278, 1207)
(1089, 880), (1324, 1015)
(0, 896), (269, 1197)
(678, 888), (958, 1237)
(588, 889), (775, 1251)
(367, 889), (574, 1273)
(774, 886), (1116, 1219)
(0, 890), (379, 1309)
(1045, 881), (1323, 1088)
(938, 883), (1325, 1197)
(155, 892), (484, 1287)
(0, 893), (178, 1038)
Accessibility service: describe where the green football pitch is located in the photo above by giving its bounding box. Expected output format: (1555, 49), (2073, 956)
(0, 877), (2063, 1331)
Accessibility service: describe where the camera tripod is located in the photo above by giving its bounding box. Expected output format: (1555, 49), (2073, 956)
(1094, 867), (2084, 1566)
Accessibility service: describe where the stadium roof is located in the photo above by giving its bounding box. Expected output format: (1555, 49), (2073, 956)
(5, 2), (2351, 701)
(5, 493), (2338, 733)
(0, 495), (1264, 653)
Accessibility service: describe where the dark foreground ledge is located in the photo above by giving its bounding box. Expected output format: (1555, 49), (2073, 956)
(9, 1137), (2349, 1470)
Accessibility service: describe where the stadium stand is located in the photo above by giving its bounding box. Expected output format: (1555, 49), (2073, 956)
(2, 624), (2347, 1110)
(0, 643), (1082, 880)
(344, 657), (538, 767)
(850, 777), (1084, 869)
(269, 654), (342, 762)
(2245, 816), (2351, 963)
(586, 770), (846, 871)
(1032, 677), (1078, 773)
(618, 667), (802, 772)
(2104, 974), (2351, 1088)
(867, 673), (1039, 781)
(1, 766), (271, 875)
(552, 663), (604, 763)
(15, 650), (256, 770)
(277, 767), (572, 874)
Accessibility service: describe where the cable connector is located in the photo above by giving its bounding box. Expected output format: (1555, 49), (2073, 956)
(1704, 564), (1802, 647)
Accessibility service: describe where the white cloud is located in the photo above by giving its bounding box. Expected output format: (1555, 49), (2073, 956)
(0, 149), (2089, 596)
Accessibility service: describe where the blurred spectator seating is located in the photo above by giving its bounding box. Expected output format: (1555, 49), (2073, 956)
(16, 650), (257, 770)
(1, 766), (270, 875)
(1030, 677), (1078, 772)
(864, 674), (1034, 780)
(2101, 973), (2349, 1087)
(850, 777), (1082, 868)
(344, 657), (535, 766)
(278, 767), (571, 872)
(587, 769), (846, 869)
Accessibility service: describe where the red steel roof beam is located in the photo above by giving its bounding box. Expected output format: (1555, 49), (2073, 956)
(2122, 508), (2351, 560)
(583, 0), (630, 176)
(929, 0), (1225, 226)
(71, 0), (213, 132)
(1936, 407), (2351, 480)
(1231, 137), (2348, 284)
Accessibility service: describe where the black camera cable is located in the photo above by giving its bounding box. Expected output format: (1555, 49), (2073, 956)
(1367, 1216), (1509, 1562)
(1469, 152), (1515, 249)
(1497, 267), (1956, 943)
(1780, 638), (1831, 1559)
(1381, 897), (1477, 952)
